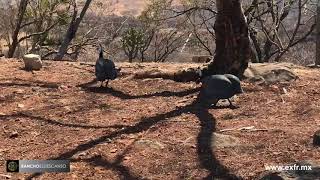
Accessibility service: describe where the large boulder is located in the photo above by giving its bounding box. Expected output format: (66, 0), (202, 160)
(244, 63), (298, 84)
(22, 54), (42, 71)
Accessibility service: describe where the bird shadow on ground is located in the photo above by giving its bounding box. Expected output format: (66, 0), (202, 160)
(193, 98), (240, 179)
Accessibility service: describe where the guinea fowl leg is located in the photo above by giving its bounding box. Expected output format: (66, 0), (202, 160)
(100, 81), (104, 87)
(105, 80), (109, 88)
(228, 99), (233, 106)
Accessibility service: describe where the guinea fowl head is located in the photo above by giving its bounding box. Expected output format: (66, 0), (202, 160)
(224, 74), (243, 94)
(195, 67), (203, 84)
(98, 44), (104, 59)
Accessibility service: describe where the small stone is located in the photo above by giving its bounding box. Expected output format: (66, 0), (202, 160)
(110, 149), (118, 153)
(0, 174), (12, 179)
(135, 139), (165, 150)
(64, 106), (72, 112)
(212, 133), (241, 148)
(14, 89), (24, 94)
(17, 104), (25, 108)
(259, 172), (284, 180)
(77, 152), (88, 157)
(59, 85), (68, 90)
(9, 131), (19, 138)
(32, 87), (41, 92)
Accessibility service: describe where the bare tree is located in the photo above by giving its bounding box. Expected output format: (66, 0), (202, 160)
(2, 0), (69, 58)
(138, 28), (155, 62)
(7, 0), (28, 58)
(245, 0), (316, 62)
(26, 0), (70, 53)
(0, 0), (17, 50)
(151, 28), (187, 62)
(54, 0), (93, 60)
(186, 9), (216, 56)
(180, 0), (217, 56)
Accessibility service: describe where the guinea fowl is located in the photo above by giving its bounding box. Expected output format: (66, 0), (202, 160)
(199, 73), (243, 107)
(95, 44), (120, 87)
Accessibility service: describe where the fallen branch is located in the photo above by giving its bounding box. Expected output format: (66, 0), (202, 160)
(219, 126), (269, 132)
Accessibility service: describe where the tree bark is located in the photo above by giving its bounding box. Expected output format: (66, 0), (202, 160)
(7, 0), (28, 58)
(202, 0), (250, 78)
(54, 0), (92, 60)
(316, 0), (320, 66)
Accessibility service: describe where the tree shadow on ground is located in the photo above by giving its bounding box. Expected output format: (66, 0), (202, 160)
(23, 88), (240, 180)
(73, 138), (145, 180)
(0, 113), (130, 130)
(0, 78), (60, 89)
(80, 84), (201, 100)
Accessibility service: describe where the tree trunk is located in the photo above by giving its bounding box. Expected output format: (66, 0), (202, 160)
(249, 30), (262, 63)
(54, 0), (92, 60)
(316, 0), (320, 66)
(202, 0), (250, 78)
(7, 0), (28, 58)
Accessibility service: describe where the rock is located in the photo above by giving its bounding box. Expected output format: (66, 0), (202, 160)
(110, 149), (118, 153)
(313, 130), (320, 146)
(22, 54), (42, 71)
(0, 174), (12, 179)
(212, 133), (241, 148)
(58, 85), (69, 90)
(259, 171), (286, 180)
(191, 55), (212, 63)
(307, 64), (320, 68)
(259, 161), (320, 180)
(74, 151), (88, 158)
(17, 104), (24, 108)
(63, 106), (72, 113)
(135, 139), (165, 150)
(31, 87), (41, 92)
(9, 131), (19, 138)
(180, 133), (241, 148)
(244, 63), (298, 84)
(14, 89), (24, 94)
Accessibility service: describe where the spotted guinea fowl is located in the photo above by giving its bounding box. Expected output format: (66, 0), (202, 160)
(198, 73), (243, 107)
(95, 44), (121, 87)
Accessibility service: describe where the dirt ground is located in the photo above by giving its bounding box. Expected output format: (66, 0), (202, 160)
(0, 59), (319, 180)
